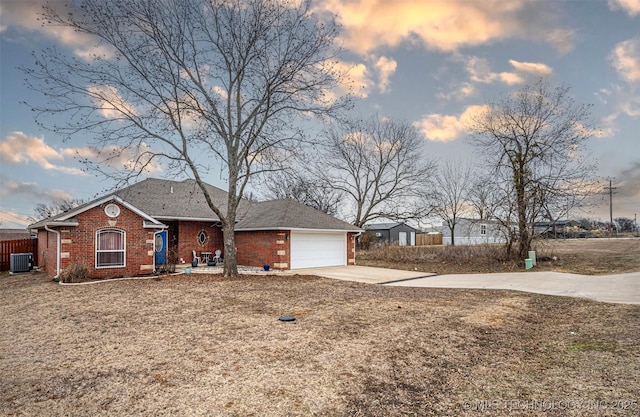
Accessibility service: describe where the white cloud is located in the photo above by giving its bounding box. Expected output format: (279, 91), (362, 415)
(0, 179), (74, 202)
(573, 123), (615, 139)
(413, 114), (464, 142)
(373, 56), (397, 93)
(436, 82), (477, 101)
(463, 57), (551, 86)
(508, 60), (553, 77)
(334, 60), (373, 99)
(619, 96), (640, 117)
(545, 29), (577, 55)
(0, 132), (87, 176)
(466, 57), (498, 83)
(212, 85), (228, 100)
(316, 0), (574, 55)
(610, 37), (640, 83)
(87, 85), (138, 119)
(498, 72), (524, 85)
(0, 0), (112, 60)
(72, 143), (163, 175)
(596, 84), (640, 119)
(608, 0), (640, 16)
(414, 105), (489, 142)
(330, 56), (397, 98)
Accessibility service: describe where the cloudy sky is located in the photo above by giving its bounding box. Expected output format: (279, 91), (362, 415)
(1, 0), (639, 228)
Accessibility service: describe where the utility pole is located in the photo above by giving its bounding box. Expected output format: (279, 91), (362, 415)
(604, 179), (617, 236)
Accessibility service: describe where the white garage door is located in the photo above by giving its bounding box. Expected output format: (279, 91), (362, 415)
(290, 232), (347, 269)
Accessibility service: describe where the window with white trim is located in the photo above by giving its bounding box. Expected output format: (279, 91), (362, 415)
(480, 224), (487, 235)
(96, 229), (126, 268)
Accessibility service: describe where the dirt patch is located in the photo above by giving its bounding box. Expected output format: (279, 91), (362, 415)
(1, 272), (638, 416)
(461, 296), (528, 327)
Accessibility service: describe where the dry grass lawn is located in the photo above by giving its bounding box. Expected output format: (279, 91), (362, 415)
(358, 238), (640, 275)
(1, 262), (639, 416)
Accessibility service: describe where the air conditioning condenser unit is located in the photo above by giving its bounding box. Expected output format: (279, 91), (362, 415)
(10, 253), (33, 273)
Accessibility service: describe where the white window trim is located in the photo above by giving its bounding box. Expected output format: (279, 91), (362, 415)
(96, 229), (126, 269)
(480, 224), (487, 235)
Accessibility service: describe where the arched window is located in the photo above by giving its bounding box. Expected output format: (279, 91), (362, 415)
(96, 229), (126, 268)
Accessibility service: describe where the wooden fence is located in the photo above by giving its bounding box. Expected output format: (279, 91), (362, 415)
(0, 239), (38, 271)
(416, 233), (443, 246)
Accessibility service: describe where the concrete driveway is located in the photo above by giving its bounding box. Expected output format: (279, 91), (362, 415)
(386, 271), (640, 305)
(288, 266), (640, 305)
(286, 265), (434, 284)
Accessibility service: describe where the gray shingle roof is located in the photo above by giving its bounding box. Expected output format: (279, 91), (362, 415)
(366, 222), (402, 230)
(236, 199), (361, 231)
(113, 178), (231, 220)
(29, 178), (361, 232)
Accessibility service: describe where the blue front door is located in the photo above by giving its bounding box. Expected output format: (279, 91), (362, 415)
(154, 230), (167, 265)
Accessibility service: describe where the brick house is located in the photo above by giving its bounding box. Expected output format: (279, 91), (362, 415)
(29, 178), (362, 279)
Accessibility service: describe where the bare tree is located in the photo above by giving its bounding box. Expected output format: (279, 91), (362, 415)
(467, 79), (598, 261)
(261, 170), (342, 216)
(29, 199), (84, 222)
(24, 0), (351, 276)
(314, 115), (436, 228)
(431, 160), (474, 245)
(468, 175), (501, 221)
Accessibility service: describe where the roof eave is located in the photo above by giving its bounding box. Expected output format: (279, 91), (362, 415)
(235, 226), (363, 233)
(143, 220), (169, 229)
(153, 215), (221, 222)
(30, 220), (81, 229)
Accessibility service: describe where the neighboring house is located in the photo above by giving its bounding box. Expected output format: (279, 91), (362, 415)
(0, 229), (35, 241)
(29, 178), (362, 279)
(365, 222), (417, 246)
(437, 218), (506, 245)
(534, 220), (581, 238)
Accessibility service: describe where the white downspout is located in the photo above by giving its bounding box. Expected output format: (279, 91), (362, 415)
(44, 225), (61, 281)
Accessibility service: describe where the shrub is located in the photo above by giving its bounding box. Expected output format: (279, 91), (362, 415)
(59, 263), (89, 283)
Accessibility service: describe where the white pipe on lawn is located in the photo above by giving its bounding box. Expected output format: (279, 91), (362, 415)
(44, 225), (61, 281)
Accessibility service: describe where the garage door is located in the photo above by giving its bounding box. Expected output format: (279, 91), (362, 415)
(290, 232), (347, 269)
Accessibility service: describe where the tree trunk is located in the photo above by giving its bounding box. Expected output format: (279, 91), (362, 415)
(222, 222), (238, 277)
(517, 191), (530, 261)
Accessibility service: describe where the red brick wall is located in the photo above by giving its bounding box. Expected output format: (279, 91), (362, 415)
(235, 230), (358, 270)
(37, 229), (59, 276)
(37, 202), (356, 276)
(235, 230), (290, 269)
(175, 221), (223, 264)
(36, 203), (159, 279)
(63, 203), (156, 278)
(348, 232), (357, 265)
